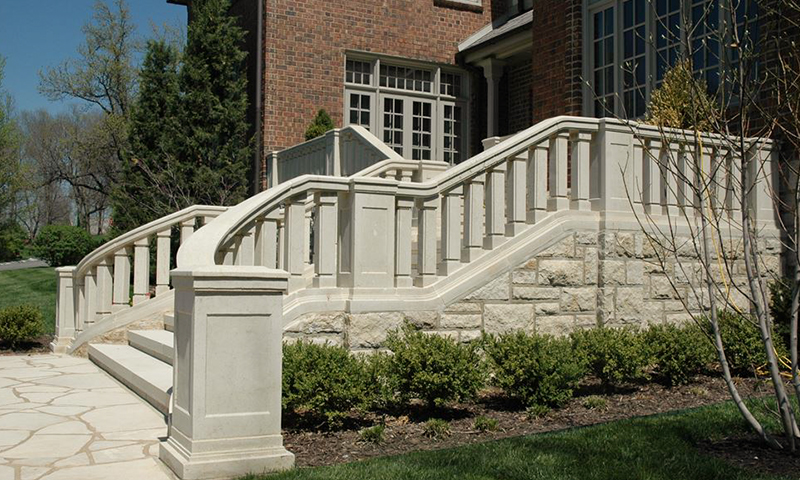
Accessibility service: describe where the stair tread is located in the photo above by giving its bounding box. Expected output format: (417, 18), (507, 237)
(89, 344), (171, 414)
(163, 313), (174, 332)
(129, 329), (174, 347)
(128, 330), (174, 365)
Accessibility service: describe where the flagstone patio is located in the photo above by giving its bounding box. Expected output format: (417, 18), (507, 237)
(0, 354), (175, 480)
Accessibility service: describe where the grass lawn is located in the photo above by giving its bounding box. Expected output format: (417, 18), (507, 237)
(246, 401), (795, 480)
(0, 267), (57, 334)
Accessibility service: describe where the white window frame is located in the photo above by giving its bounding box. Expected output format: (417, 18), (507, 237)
(344, 53), (470, 163)
(582, 0), (757, 118)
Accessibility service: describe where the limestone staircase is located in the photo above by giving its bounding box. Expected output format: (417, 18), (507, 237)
(88, 313), (175, 415)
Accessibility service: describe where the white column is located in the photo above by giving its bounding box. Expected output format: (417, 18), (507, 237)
(643, 139), (663, 216)
(325, 130), (341, 176)
(161, 267), (294, 480)
(570, 131), (592, 211)
(236, 225), (256, 267)
(477, 58), (505, 139)
(96, 257), (113, 317)
(180, 219), (195, 246)
(395, 198), (414, 288)
(132, 238), (150, 305)
(156, 229), (171, 295)
(748, 144), (776, 225)
(712, 147), (729, 213)
(439, 187), (463, 276)
(313, 192), (338, 288)
(112, 248), (131, 312)
(462, 174), (485, 262)
(283, 196), (306, 292)
(527, 143), (548, 223)
(548, 132), (569, 211)
(416, 196), (438, 287)
(51, 267), (76, 354)
(664, 141), (681, 217)
(505, 154), (527, 235)
(84, 269), (97, 326)
(255, 214), (279, 269)
(484, 164), (506, 249)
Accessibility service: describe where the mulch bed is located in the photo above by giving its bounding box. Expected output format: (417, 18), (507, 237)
(284, 375), (770, 468)
(700, 435), (800, 478)
(0, 335), (52, 355)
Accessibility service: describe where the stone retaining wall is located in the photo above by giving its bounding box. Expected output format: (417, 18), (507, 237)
(283, 229), (782, 352)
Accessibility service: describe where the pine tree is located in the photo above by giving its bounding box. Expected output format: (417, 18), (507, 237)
(305, 109), (335, 141)
(112, 40), (181, 233)
(174, 0), (251, 207)
(645, 60), (719, 131)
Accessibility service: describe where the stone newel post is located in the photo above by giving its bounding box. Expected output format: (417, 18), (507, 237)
(51, 266), (76, 354)
(159, 266), (294, 480)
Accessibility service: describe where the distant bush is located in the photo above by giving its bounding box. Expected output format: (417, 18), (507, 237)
(484, 331), (585, 409)
(709, 311), (786, 376)
(282, 341), (370, 428)
(571, 326), (649, 386)
(646, 323), (714, 386)
(385, 324), (485, 409)
(33, 225), (94, 267)
(0, 304), (44, 349)
(0, 221), (26, 262)
(304, 109), (335, 141)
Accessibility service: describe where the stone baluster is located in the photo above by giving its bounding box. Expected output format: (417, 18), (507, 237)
(180, 218), (195, 245)
(631, 137), (645, 209)
(484, 164), (506, 249)
(399, 169), (413, 182)
(303, 204), (313, 266)
(462, 174), (485, 262)
(643, 139), (663, 216)
(236, 224), (256, 267)
(313, 192), (338, 288)
(527, 143), (548, 223)
(52, 267), (76, 353)
(84, 268), (97, 326)
(712, 147), (729, 213)
(664, 141), (681, 217)
(155, 229), (171, 295)
(505, 154), (526, 236)
(416, 196), (438, 287)
(548, 132), (569, 211)
(277, 211), (285, 270)
(728, 150), (743, 214)
(132, 238), (150, 305)
(395, 197), (414, 288)
(326, 129), (341, 176)
(74, 276), (85, 333)
(96, 257), (113, 318)
(438, 186), (462, 276)
(570, 131), (592, 211)
(255, 213), (279, 269)
(284, 195), (306, 292)
(679, 144), (697, 215)
(748, 143), (776, 225)
(112, 248), (131, 312)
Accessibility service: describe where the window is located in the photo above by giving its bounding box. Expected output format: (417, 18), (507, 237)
(345, 56), (469, 164)
(509, 0), (533, 16)
(586, 0), (759, 118)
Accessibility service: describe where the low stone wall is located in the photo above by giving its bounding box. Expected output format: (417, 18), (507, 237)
(283, 229), (782, 352)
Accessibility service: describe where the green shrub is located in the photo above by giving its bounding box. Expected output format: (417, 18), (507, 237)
(484, 331), (585, 409)
(525, 404), (550, 419)
(423, 418), (450, 440)
(362, 351), (399, 411)
(0, 221), (26, 262)
(0, 304), (45, 349)
(282, 341), (370, 428)
(473, 415), (499, 432)
(769, 280), (793, 352)
(358, 424), (385, 444)
(646, 323), (714, 386)
(33, 225), (94, 267)
(385, 324), (485, 408)
(710, 311), (786, 376)
(304, 109), (335, 141)
(571, 326), (649, 386)
(582, 395), (608, 410)
(645, 59), (719, 130)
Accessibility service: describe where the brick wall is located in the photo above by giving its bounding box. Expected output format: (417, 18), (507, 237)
(504, 58), (533, 134)
(530, 0), (583, 122)
(260, 0), (500, 188)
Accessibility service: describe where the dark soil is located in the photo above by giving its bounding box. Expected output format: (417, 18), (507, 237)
(283, 375), (769, 468)
(700, 434), (800, 478)
(0, 335), (52, 355)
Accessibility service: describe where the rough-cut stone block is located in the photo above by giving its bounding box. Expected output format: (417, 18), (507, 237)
(484, 304), (534, 335)
(643, 259), (666, 274)
(511, 269), (537, 285)
(640, 300), (664, 326)
(666, 313), (694, 326)
(584, 247), (598, 285)
(536, 315), (574, 336)
(465, 275), (510, 300)
(599, 260), (626, 286)
(513, 287), (561, 300)
(538, 236), (575, 258)
(597, 288), (615, 325)
(674, 262), (702, 284)
(615, 232), (642, 258)
(762, 255), (781, 276)
(575, 314), (598, 330)
(440, 313), (482, 329)
(662, 300), (685, 312)
(575, 231), (597, 246)
(445, 302), (482, 313)
(650, 276), (678, 299)
(535, 302), (560, 316)
(348, 312), (405, 349)
(459, 330), (483, 343)
(616, 287), (644, 314)
(523, 258), (537, 269)
(423, 330), (457, 340)
(560, 287), (596, 312)
(538, 260), (583, 286)
(626, 261), (644, 285)
(285, 312), (345, 335)
(404, 311), (439, 329)
(284, 334), (343, 347)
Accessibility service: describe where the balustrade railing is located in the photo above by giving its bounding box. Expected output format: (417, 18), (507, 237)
(52, 205), (227, 353)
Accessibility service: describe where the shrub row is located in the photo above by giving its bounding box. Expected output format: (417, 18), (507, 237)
(282, 312), (772, 428)
(0, 304), (45, 349)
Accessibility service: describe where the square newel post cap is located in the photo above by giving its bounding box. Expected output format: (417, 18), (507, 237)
(170, 266), (289, 292)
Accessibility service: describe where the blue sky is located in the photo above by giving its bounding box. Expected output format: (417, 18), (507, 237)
(0, 0), (187, 114)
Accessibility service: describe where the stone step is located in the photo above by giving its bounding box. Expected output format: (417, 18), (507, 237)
(129, 330), (174, 365)
(88, 344), (172, 415)
(164, 312), (174, 332)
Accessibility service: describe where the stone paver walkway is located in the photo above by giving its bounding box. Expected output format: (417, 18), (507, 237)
(0, 354), (175, 480)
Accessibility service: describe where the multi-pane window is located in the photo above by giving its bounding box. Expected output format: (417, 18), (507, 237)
(587, 0), (759, 118)
(345, 56), (469, 164)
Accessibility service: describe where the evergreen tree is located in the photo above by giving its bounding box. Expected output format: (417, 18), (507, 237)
(305, 109), (335, 141)
(174, 0), (250, 208)
(645, 60), (719, 131)
(112, 40), (181, 233)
